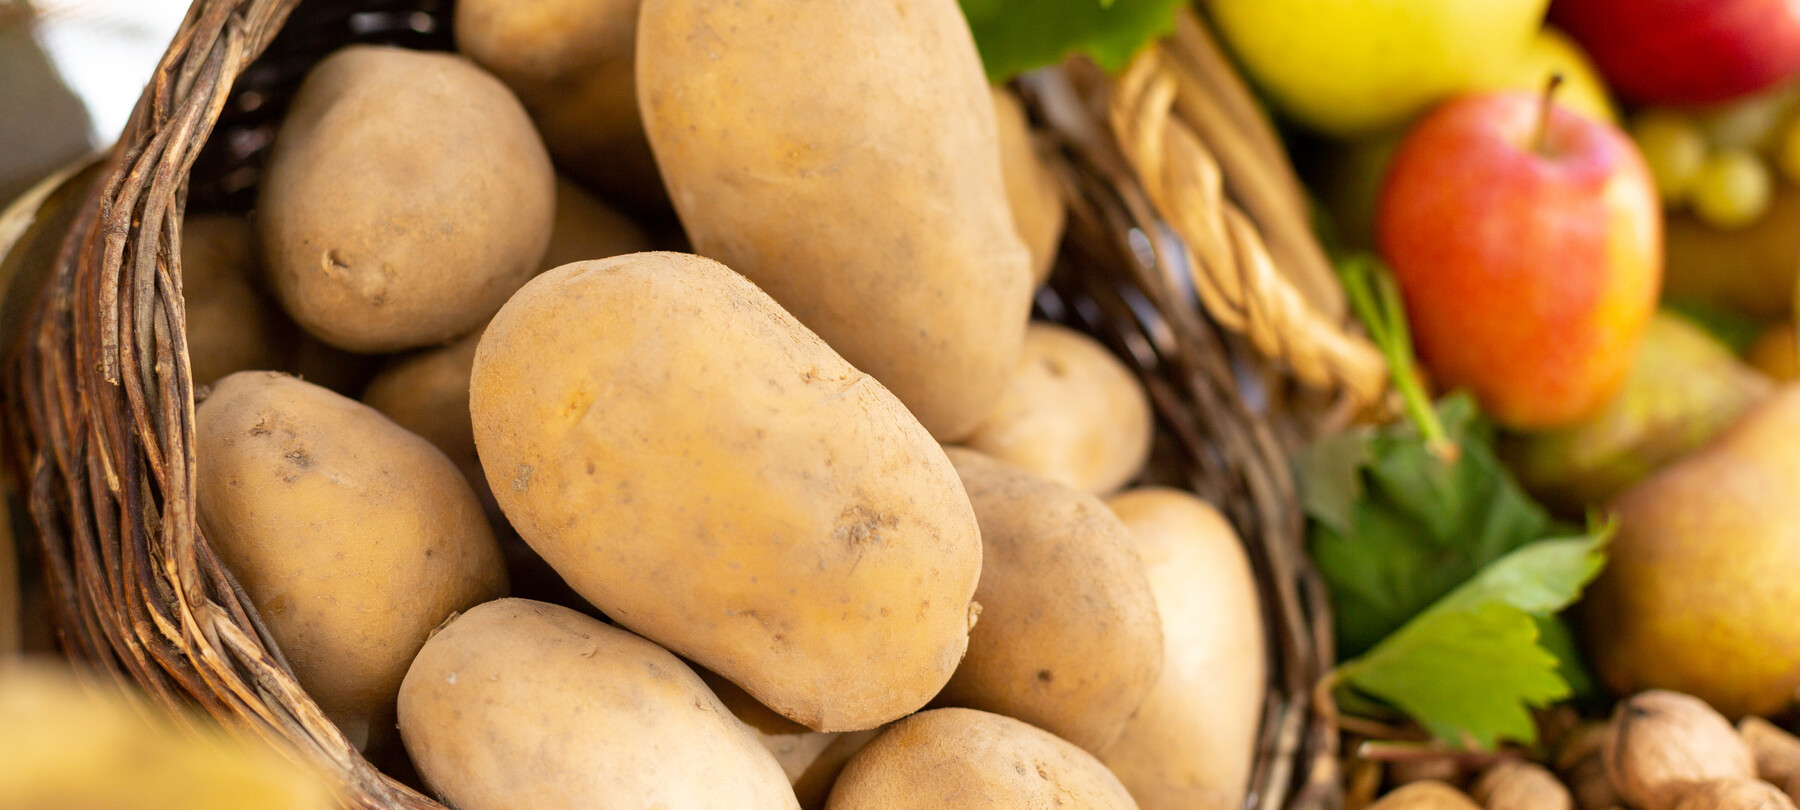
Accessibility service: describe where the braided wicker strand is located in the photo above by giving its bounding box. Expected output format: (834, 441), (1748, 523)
(1110, 39), (1389, 408)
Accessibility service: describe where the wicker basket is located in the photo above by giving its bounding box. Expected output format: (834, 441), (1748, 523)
(2, 2), (1381, 808)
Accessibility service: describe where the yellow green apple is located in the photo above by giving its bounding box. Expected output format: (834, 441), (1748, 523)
(1206, 0), (1550, 137)
(1468, 26), (1618, 125)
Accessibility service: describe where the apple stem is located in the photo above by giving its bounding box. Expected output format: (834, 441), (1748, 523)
(1532, 73), (1565, 156)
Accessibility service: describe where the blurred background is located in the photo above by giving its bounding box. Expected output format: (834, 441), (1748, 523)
(0, 0), (191, 202)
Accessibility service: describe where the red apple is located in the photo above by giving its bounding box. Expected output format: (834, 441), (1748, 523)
(1376, 91), (1662, 430)
(1551, 0), (1800, 105)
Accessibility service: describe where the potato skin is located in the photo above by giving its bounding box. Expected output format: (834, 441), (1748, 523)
(195, 372), (506, 748)
(455, 0), (665, 213)
(935, 448), (1163, 754)
(962, 323), (1154, 495)
(398, 599), (799, 810)
(638, 0), (1032, 441)
(258, 45), (554, 353)
(470, 253), (982, 731)
(180, 216), (289, 386)
(825, 708), (1139, 810)
(992, 87), (1066, 286)
(1100, 488), (1265, 810)
(362, 330), (486, 499)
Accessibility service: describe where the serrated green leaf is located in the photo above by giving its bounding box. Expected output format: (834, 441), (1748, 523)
(1335, 534), (1608, 749)
(959, 0), (1187, 81)
(1535, 614), (1597, 701)
(1340, 602), (1565, 749)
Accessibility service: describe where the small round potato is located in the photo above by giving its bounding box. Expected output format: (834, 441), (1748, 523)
(935, 448), (1163, 754)
(196, 372), (507, 748)
(471, 252), (982, 732)
(825, 708), (1138, 810)
(399, 599), (799, 810)
(455, 0), (664, 212)
(992, 86), (1066, 286)
(961, 323), (1154, 495)
(1100, 488), (1266, 810)
(257, 45), (554, 353)
(179, 215), (289, 386)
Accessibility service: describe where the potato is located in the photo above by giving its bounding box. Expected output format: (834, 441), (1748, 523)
(196, 372), (507, 747)
(539, 177), (653, 272)
(704, 670), (882, 810)
(935, 448), (1162, 754)
(0, 660), (334, 810)
(1099, 488), (1265, 810)
(399, 599), (798, 810)
(992, 86), (1066, 286)
(362, 329), (485, 503)
(825, 708), (1139, 810)
(180, 215), (289, 386)
(258, 45), (554, 353)
(470, 253), (982, 731)
(639, 0), (1033, 441)
(454, 0), (664, 213)
(961, 323), (1154, 495)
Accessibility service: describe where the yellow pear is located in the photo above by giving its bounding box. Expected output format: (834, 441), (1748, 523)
(1505, 312), (1772, 513)
(1584, 383), (1800, 718)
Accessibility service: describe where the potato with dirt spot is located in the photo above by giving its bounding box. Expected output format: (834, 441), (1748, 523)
(258, 45), (554, 353)
(470, 252), (983, 732)
(399, 599), (798, 810)
(196, 371), (507, 749)
(825, 708), (1139, 810)
(962, 323), (1154, 495)
(934, 448), (1162, 754)
(638, 0), (1033, 441)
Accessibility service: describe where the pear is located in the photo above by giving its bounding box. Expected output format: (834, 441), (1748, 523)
(1584, 383), (1800, 718)
(1505, 312), (1773, 513)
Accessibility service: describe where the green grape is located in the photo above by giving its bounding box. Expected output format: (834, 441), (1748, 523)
(1781, 118), (1800, 186)
(1691, 148), (1774, 230)
(1631, 111), (1708, 205)
(1698, 81), (1800, 152)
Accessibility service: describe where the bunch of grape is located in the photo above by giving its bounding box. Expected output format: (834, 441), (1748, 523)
(1631, 78), (1800, 229)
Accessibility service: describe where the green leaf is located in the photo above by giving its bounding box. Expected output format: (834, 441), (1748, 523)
(1535, 614), (1597, 701)
(959, 0), (1187, 81)
(1299, 394), (1559, 656)
(1335, 534), (1609, 749)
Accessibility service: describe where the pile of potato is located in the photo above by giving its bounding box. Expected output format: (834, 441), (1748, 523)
(173, 0), (1268, 808)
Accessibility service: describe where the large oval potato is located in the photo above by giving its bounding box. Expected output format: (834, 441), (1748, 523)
(638, 0), (1033, 441)
(196, 372), (507, 748)
(961, 323), (1154, 495)
(1100, 488), (1266, 810)
(470, 253), (983, 731)
(258, 45), (554, 353)
(180, 215), (289, 386)
(399, 599), (798, 810)
(455, 0), (665, 213)
(992, 86), (1066, 286)
(825, 708), (1139, 810)
(935, 448), (1162, 754)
